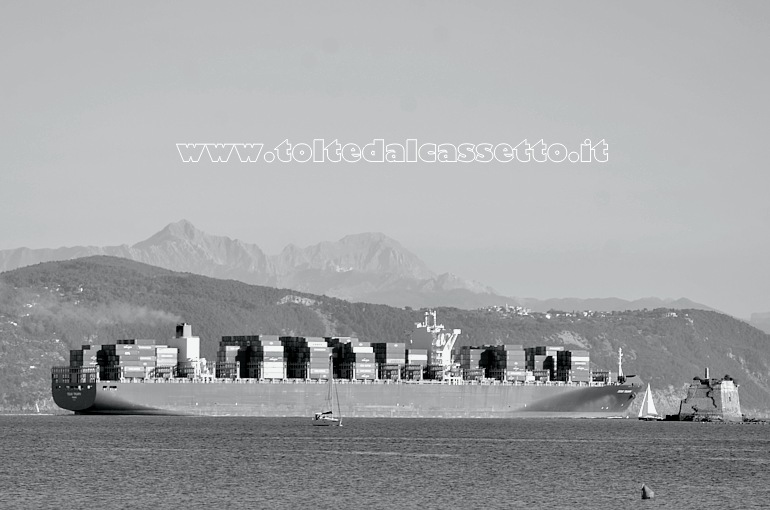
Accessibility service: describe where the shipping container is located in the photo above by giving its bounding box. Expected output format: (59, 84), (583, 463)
(113, 345), (138, 350)
(462, 368), (485, 381)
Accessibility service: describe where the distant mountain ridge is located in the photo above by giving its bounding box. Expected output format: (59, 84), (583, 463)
(0, 220), (716, 311)
(521, 297), (716, 314)
(0, 220), (497, 307)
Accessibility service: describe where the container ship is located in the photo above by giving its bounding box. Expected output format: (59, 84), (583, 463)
(52, 312), (643, 418)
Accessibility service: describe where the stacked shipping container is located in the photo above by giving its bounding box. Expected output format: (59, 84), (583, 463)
(524, 346), (565, 381)
(282, 336), (332, 380)
(556, 350), (590, 382)
(91, 339), (178, 380)
(458, 346), (486, 381)
(372, 342), (405, 380)
(217, 335), (251, 378)
(250, 335), (285, 379)
(406, 349), (428, 365)
(402, 348), (427, 380)
(458, 346), (484, 369)
(217, 335), (286, 379)
(336, 339), (375, 380)
(484, 345), (526, 381)
(69, 345), (99, 368)
(73, 326), (598, 385)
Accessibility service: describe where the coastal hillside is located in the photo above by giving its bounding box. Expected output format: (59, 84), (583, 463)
(0, 256), (768, 416)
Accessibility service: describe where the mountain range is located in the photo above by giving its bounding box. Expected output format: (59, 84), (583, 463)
(0, 220), (716, 312)
(0, 256), (768, 416)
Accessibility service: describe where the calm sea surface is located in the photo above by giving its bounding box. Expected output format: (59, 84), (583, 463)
(0, 416), (767, 509)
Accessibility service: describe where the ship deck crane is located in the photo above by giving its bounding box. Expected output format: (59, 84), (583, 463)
(413, 310), (461, 380)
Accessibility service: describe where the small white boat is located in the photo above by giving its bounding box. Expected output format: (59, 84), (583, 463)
(638, 383), (662, 421)
(313, 410), (340, 426)
(312, 356), (342, 427)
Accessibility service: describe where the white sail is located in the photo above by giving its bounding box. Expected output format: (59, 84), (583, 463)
(638, 384), (659, 419)
(645, 386), (659, 416)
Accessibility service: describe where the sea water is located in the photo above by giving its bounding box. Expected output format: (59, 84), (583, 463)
(0, 416), (767, 509)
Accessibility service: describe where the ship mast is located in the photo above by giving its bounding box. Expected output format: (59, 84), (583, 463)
(618, 347), (624, 382)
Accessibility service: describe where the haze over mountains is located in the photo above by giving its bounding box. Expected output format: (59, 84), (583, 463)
(0, 220), (715, 312)
(749, 312), (770, 335)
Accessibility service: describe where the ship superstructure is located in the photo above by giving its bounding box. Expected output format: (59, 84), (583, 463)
(410, 310), (461, 380)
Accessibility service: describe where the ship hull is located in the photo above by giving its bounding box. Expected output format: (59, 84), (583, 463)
(53, 378), (642, 418)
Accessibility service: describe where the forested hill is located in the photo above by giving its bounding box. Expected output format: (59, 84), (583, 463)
(1, 256), (768, 416)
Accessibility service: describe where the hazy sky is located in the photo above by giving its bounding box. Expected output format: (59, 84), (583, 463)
(2, 2), (769, 317)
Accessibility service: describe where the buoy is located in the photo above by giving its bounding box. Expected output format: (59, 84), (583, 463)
(641, 484), (654, 500)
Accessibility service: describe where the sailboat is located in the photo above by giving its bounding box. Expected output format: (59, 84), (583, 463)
(312, 355), (342, 427)
(638, 383), (662, 421)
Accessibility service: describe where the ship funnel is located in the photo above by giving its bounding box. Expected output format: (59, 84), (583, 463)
(176, 323), (192, 338)
(705, 367), (710, 380)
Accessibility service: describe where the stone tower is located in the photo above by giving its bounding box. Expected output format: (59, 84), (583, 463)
(677, 368), (742, 422)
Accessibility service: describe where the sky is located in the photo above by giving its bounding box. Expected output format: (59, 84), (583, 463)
(2, 2), (769, 318)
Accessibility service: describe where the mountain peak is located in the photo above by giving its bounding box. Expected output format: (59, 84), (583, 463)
(305, 232), (434, 279)
(135, 219), (204, 247)
(162, 219), (201, 239)
(338, 232), (398, 246)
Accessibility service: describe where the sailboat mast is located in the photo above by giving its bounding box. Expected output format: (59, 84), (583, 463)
(331, 353), (342, 426)
(327, 354), (333, 410)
